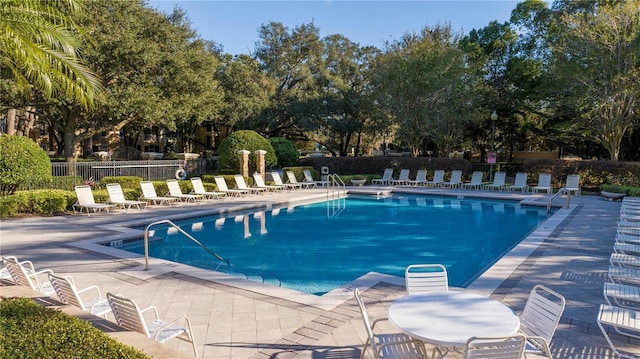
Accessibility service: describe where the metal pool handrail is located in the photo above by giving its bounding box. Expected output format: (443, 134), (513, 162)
(547, 190), (571, 214)
(144, 219), (229, 271)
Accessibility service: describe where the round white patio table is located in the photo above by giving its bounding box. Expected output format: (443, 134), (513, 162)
(388, 291), (520, 348)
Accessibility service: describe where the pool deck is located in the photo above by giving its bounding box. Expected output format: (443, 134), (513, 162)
(1, 186), (639, 358)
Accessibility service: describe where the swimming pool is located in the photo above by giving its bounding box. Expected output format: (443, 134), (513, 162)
(118, 194), (551, 295)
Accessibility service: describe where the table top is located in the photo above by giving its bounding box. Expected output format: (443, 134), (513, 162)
(388, 291), (520, 347)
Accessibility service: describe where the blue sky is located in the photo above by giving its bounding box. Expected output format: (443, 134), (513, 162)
(148, 1), (520, 55)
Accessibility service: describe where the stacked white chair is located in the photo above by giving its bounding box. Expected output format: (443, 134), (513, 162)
(600, 196), (640, 358)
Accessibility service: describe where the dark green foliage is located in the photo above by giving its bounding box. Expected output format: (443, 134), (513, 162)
(0, 190), (69, 218)
(601, 185), (640, 197)
(217, 130), (277, 170)
(269, 137), (299, 167)
(100, 176), (144, 189)
(0, 297), (150, 359)
(51, 176), (83, 191)
(0, 135), (53, 196)
(298, 157), (473, 177)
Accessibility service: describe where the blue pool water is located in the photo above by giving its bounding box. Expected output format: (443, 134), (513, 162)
(119, 195), (550, 295)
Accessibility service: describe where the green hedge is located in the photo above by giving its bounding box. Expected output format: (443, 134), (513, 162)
(0, 297), (150, 359)
(100, 176), (144, 189)
(601, 184), (640, 197)
(0, 189), (71, 218)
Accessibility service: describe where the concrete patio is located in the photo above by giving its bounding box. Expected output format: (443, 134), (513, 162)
(1, 187), (639, 358)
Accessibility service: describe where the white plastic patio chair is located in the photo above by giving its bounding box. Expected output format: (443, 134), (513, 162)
(597, 304), (640, 359)
(484, 172), (507, 191)
(405, 264), (448, 294)
(506, 172), (529, 192)
(461, 335), (527, 359)
(234, 174), (267, 194)
(107, 292), (198, 358)
(390, 169), (411, 186)
(302, 169), (327, 187)
(286, 171), (314, 189)
(424, 170), (445, 187)
(462, 171), (484, 190)
(353, 288), (428, 359)
(166, 179), (202, 203)
(214, 175), (249, 196)
(560, 174), (581, 196)
(2, 256), (55, 295)
(48, 273), (111, 318)
(190, 177), (224, 199)
(73, 185), (115, 215)
(604, 282), (640, 309)
(372, 168), (394, 186)
(271, 172), (302, 190)
(406, 169), (428, 186)
(517, 285), (565, 358)
(532, 173), (553, 194)
(139, 181), (178, 206)
(442, 170), (463, 188)
(106, 183), (147, 211)
(253, 172), (285, 192)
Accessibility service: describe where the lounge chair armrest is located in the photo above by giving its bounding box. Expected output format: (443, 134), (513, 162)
(140, 305), (160, 320)
(19, 260), (37, 273)
(153, 316), (193, 341)
(77, 284), (102, 298)
(370, 317), (389, 330)
(89, 298), (110, 312)
(524, 335), (551, 353)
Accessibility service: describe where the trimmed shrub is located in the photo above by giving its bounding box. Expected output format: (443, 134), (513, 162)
(270, 137), (299, 167)
(100, 176), (144, 189)
(217, 130), (277, 170)
(0, 190), (69, 218)
(0, 135), (53, 196)
(51, 176), (83, 191)
(601, 184), (640, 197)
(0, 297), (150, 359)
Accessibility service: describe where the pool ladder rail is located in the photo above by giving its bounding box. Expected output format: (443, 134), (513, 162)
(326, 174), (346, 218)
(143, 219), (281, 287)
(546, 189), (571, 214)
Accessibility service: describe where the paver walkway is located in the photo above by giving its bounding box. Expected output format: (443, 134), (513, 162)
(1, 188), (639, 358)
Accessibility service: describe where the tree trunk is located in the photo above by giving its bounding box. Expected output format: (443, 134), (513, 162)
(5, 109), (17, 135)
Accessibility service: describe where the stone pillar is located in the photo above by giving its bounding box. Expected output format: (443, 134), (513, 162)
(237, 150), (250, 178)
(255, 150), (267, 179)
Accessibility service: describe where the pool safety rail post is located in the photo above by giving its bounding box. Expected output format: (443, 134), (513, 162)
(144, 219), (229, 271)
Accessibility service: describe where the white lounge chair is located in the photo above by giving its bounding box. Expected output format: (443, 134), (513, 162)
(485, 172), (507, 191)
(604, 282), (640, 309)
(166, 179), (202, 203)
(107, 293), (198, 358)
(424, 170), (445, 187)
(405, 264), (448, 294)
(253, 172), (285, 192)
(517, 285), (565, 359)
(234, 174), (267, 194)
(611, 253), (640, 268)
(2, 256), (54, 295)
(271, 172), (301, 190)
(506, 172), (529, 192)
(614, 243), (640, 255)
(406, 169), (428, 186)
(353, 288), (428, 359)
(462, 171), (484, 190)
(302, 169), (327, 187)
(609, 265), (640, 285)
(73, 185), (115, 215)
(597, 304), (640, 359)
(214, 176), (248, 196)
(190, 177), (224, 199)
(372, 168), (394, 186)
(286, 171), (314, 189)
(140, 181), (178, 206)
(442, 170), (463, 188)
(106, 183), (147, 211)
(461, 335), (526, 359)
(390, 169), (411, 186)
(532, 173), (553, 194)
(560, 174), (581, 196)
(48, 273), (111, 318)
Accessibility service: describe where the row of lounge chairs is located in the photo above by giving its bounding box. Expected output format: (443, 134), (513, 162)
(356, 263), (565, 359)
(0, 255), (198, 357)
(599, 196), (640, 358)
(73, 171), (321, 215)
(371, 168), (581, 194)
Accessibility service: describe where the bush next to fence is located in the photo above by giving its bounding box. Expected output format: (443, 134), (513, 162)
(270, 137), (299, 167)
(0, 135), (53, 196)
(0, 189), (71, 218)
(282, 166), (316, 181)
(1, 297), (150, 359)
(217, 130), (278, 170)
(522, 159), (640, 192)
(100, 176), (144, 189)
(601, 184), (640, 196)
(51, 176), (83, 191)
